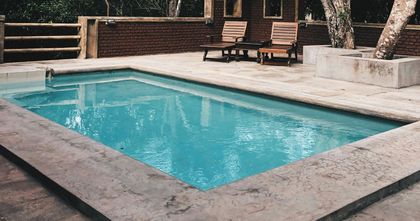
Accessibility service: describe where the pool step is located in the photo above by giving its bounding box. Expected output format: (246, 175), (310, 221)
(0, 68), (46, 95)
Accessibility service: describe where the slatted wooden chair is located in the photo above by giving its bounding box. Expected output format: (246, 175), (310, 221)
(201, 21), (248, 63)
(258, 22), (298, 66)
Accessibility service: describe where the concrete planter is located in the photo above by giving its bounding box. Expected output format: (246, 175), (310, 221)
(303, 45), (373, 65)
(316, 53), (420, 88)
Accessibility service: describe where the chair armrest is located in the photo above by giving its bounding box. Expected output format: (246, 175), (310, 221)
(261, 40), (272, 47)
(235, 36), (246, 42)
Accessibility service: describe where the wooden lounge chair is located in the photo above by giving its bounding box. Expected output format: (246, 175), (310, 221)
(258, 22), (298, 66)
(201, 21), (248, 63)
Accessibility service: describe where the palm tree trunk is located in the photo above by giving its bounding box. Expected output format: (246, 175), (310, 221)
(373, 0), (418, 59)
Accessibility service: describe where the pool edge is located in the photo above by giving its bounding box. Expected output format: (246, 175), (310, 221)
(1, 99), (420, 220)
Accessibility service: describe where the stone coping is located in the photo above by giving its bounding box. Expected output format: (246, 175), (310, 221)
(300, 20), (420, 31)
(1, 55), (420, 220)
(1, 98), (420, 221)
(78, 16), (209, 23)
(50, 65), (420, 123)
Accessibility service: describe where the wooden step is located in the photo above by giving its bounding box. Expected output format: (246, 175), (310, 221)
(4, 47), (81, 53)
(5, 23), (81, 28)
(5, 35), (81, 40)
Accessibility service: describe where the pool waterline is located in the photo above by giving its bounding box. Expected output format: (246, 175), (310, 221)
(3, 69), (405, 191)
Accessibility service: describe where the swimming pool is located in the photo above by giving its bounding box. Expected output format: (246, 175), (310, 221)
(4, 70), (404, 190)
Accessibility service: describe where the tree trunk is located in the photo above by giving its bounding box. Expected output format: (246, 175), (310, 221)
(168, 0), (177, 16)
(320, 0), (355, 49)
(175, 0), (182, 17)
(373, 0), (418, 60)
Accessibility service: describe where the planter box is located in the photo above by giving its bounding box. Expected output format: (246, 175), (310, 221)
(316, 53), (420, 88)
(303, 45), (373, 65)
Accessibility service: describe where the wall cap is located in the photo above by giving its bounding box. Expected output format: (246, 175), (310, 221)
(78, 16), (208, 23)
(299, 20), (420, 31)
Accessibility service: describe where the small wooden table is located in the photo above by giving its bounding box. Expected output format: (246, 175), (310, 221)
(234, 41), (269, 62)
(200, 42), (236, 63)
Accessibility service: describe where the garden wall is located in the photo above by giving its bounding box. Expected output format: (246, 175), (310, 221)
(298, 23), (420, 56)
(95, 0), (299, 58)
(97, 0), (227, 57)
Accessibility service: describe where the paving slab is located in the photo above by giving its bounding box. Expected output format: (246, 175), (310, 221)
(0, 99), (420, 221)
(0, 154), (89, 221)
(0, 53), (420, 220)
(348, 182), (420, 221)
(1, 52), (419, 122)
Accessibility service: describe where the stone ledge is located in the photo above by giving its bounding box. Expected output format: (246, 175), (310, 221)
(303, 45), (373, 65)
(1, 86), (420, 220)
(316, 53), (420, 88)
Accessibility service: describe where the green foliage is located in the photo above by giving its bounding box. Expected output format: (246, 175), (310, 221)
(0, 0), (204, 22)
(302, 0), (420, 24)
(0, 0), (104, 22)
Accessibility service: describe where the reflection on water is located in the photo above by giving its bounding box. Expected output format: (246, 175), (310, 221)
(7, 70), (404, 190)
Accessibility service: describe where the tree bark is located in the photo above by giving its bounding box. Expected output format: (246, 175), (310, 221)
(168, 0), (177, 17)
(320, 0), (355, 49)
(373, 0), (418, 60)
(175, 0), (182, 17)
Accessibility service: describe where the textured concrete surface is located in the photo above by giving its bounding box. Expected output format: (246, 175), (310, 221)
(303, 45), (373, 65)
(0, 98), (420, 221)
(1, 53), (420, 220)
(1, 52), (420, 122)
(0, 154), (89, 221)
(348, 182), (420, 221)
(316, 53), (420, 88)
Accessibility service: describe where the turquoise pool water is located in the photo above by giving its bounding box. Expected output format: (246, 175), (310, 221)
(5, 70), (404, 190)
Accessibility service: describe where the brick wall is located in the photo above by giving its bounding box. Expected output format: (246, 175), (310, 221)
(96, 0), (420, 58)
(98, 0), (226, 57)
(97, 0), (299, 57)
(297, 24), (420, 56)
(246, 0), (297, 41)
(98, 21), (215, 57)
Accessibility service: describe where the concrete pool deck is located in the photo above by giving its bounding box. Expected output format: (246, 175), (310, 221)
(1, 52), (420, 220)
(0, 154), (88, 220)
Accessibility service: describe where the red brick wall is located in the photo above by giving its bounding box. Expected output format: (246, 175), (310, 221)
(96, 0), (420, 57)
(297, 24), (420, 56)
(97, 0), (299, 57)
(246, 0), (297, 41)
(98, 21), (214, 57)
(98, 0), (226, 57)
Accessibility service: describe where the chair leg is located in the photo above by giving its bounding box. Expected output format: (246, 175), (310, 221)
(227, 49), (232, 63)
(294, 47), (298, 61)
(222, 50), (225, 57)
(257, 51), (261, 63)
(203, 49), (208, 61)
(261, 53), (265, 65)
(235, 49), (240, 62)
(244, 50), (249, 59)
(264, 53), (269, 61)
(288, 52), (292, 67)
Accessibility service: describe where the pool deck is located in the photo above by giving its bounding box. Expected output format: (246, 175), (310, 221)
(0, 154), (88, 221)
(1, 52), (420, 220)
(348, 181), (420, 221)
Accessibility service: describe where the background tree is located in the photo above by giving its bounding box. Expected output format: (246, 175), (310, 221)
(0, 0), (203, 22)
(320, 0), (355, 49)
(374, 0), (418, 59)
